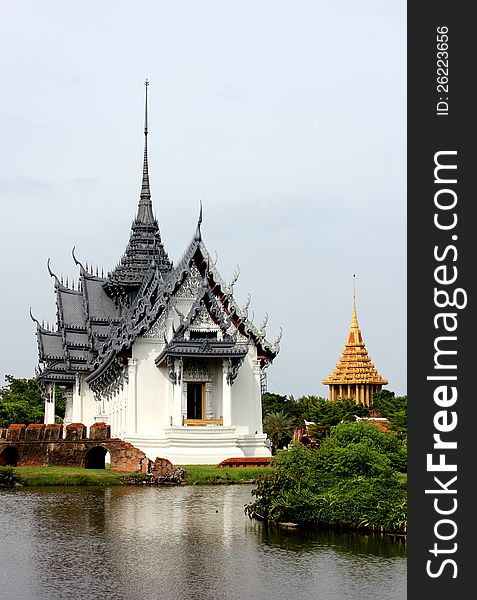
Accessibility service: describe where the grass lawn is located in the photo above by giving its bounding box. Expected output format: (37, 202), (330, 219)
(9, 464), (275, 487)
(178, 464), (275, 485)
(11, 466), (141, 486)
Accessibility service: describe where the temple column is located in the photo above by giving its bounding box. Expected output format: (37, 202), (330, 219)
(127, 358), (138, 434)
(205, 382), (213, 419)
(172, 359), (183, 426)
(122, 391), (127, 436)
(222, 360), (232, 426)
(63, 385), (73, 426)
(72, 374), (82, 423)
(44, 382), (55, 425)
(181, 382), (188, 423)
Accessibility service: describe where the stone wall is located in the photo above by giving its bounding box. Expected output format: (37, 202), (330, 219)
(0, 423), (149, 473)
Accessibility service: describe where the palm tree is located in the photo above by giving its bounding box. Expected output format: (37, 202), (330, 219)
(263, 411), (295, 451)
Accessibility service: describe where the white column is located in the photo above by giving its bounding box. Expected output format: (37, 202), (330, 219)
(72, 374), (82, 423)
(205, 382), (213, 419)
(44, 382), (55, 424)
(252, 359), (263, 433)
(222, 360), (232, 426)
(120, 388), (128, 437)
(127, 358), (138, 435)
(172, 359), (183, 425)
(63, 386), (73, 426)
(182, 382), (188, 423)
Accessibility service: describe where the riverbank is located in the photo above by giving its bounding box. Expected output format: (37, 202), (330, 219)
(4, 465), (275, 487)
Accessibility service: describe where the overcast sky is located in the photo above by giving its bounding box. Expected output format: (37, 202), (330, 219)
(0, 0), (406, 398)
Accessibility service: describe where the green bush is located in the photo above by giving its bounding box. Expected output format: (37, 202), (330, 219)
(245, 421), (407, 534)
(0, 466), (22, 487)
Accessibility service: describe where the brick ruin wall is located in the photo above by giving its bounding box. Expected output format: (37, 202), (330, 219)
(0, 422), (150, 473)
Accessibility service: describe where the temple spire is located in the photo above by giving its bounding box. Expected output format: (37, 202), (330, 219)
(351, 273), (359, 329)
(322, 276), (388, 406)
(347, 274), (362, 345)
(137, 79), (155, 224)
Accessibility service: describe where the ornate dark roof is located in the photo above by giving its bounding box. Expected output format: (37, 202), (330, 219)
(33, 82), (281, 393)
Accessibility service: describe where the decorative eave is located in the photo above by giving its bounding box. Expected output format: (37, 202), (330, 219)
(194, 239), (282, 361)
(85, 350), (117, 384)
(155, 339), (248, 366)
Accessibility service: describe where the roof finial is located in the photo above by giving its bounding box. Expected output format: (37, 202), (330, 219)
(137, 78), (155, 224)
(352, 273), (359, 329)
(144, 78), (149, 136)
(194, 200), (203, 241)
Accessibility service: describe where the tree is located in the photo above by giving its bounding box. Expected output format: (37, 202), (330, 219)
(262, 410), (295, 451)
(298, 396), (368, 439)
(0, 375), (65, 428)
(371, 390), (407, 438)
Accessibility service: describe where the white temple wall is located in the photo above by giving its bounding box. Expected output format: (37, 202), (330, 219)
(231, 346), (263, 435)
(74, 376), (97, 430)
(132, 339), (169, 435)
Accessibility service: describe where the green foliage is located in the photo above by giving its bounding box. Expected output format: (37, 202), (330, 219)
(261, 393), (303, 426)
(261, 393), (369, 436)
(304, 397), (368, 431)
(0, 375), (65, 427)
(245, 421), (407, 534)
(262, 411), (295, 450)
(0, 466), (23, 487)
(371, 390), (407, 438)
(324, 421), (406, 478)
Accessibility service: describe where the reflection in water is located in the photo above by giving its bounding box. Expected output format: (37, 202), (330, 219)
(0, 486), (406, 600)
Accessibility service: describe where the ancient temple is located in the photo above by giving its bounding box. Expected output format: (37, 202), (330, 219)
(31, 81), (281, 464)
(322, 287), (387, 406)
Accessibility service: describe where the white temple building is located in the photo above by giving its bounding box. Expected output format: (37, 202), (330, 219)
(32, 82), (281, 464)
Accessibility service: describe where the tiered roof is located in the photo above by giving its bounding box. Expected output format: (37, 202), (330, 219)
(33, 81), (280, 393)
(32, 263), (121, 384)
(322, 295), (387, 387)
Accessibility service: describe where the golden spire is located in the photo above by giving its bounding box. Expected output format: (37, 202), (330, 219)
(351, 273), (358, 328)
(322, 276), (387, 387)
(346, 274), (363, 347)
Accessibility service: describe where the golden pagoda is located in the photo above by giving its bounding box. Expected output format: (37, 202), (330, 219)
(322, 286), (388, 406)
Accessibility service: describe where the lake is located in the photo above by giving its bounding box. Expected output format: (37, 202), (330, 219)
(0, 485), (406, 600)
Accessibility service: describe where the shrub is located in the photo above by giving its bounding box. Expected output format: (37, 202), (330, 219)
(245, 421), (407, 534)
(0, 466), (22, 487)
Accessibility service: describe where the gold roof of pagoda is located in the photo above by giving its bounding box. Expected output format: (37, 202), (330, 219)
(322, 292), (388, 386)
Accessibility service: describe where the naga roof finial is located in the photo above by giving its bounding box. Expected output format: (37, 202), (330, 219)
(194, 200), (203, 241)
(29, 307), (41, 327)
(47, 258), (61, 287)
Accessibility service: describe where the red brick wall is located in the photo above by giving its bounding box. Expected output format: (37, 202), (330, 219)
(0, 423), (151, 472)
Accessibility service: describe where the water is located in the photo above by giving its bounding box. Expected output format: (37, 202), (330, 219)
(0, 485), (406, 600)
